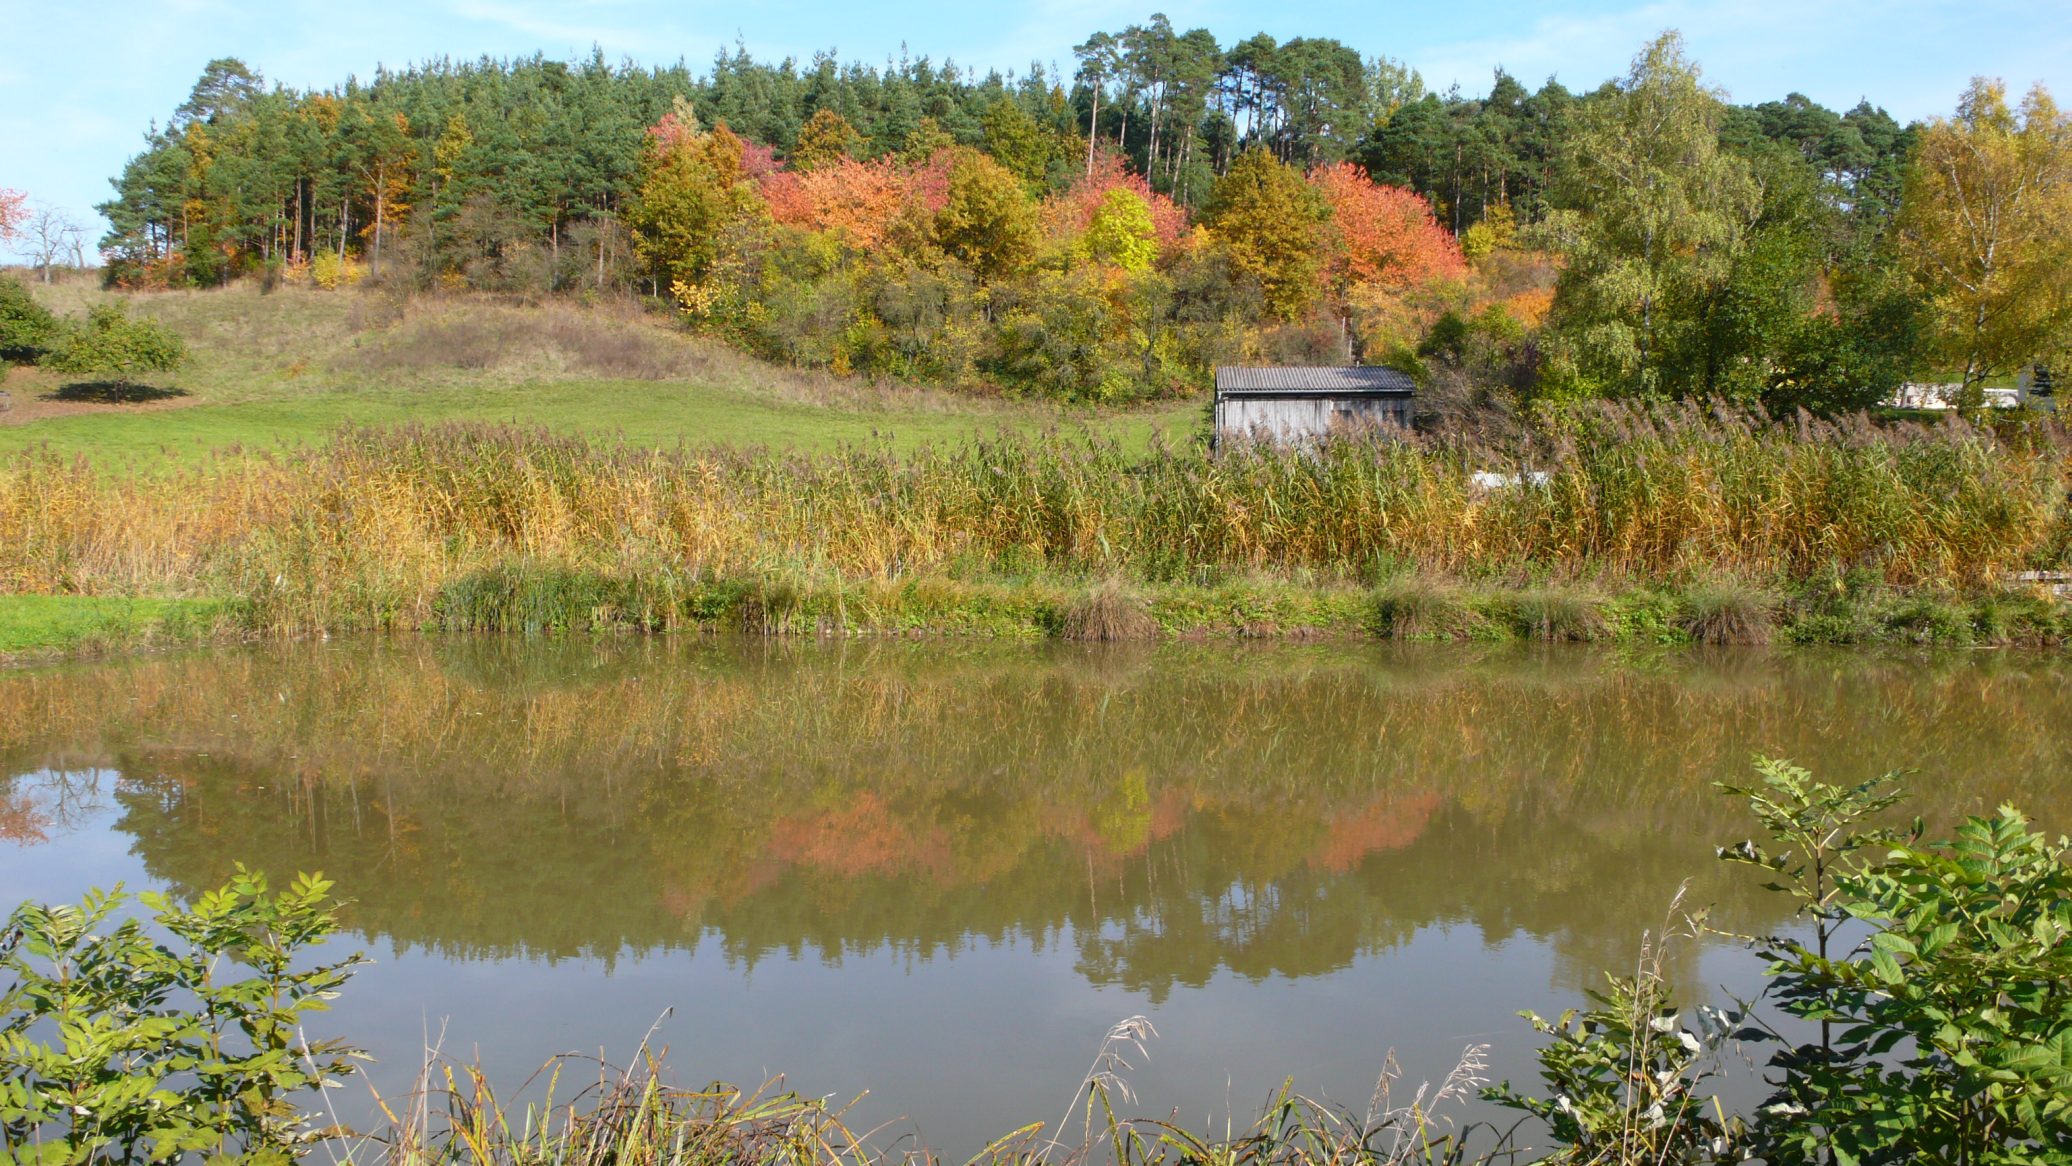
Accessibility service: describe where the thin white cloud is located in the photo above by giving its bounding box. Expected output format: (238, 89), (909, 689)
(1409, 0), (2066, 119)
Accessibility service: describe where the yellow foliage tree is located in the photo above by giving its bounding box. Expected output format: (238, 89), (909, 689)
(791, 108), (860, 172)
(1898, 79), (2072, 412)
(1202, 150), (1330, 321)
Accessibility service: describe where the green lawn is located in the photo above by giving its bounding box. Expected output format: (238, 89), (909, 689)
(0, 377), (1200, 465)
(0, 283), (1204, 467)
(0, 595), (229, 657)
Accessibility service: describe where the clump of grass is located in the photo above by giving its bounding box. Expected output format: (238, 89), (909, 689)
(1061, 579), (1158, 642)
(1879, 595), (1974, 645)
(369, 1053), (869, 1166)
(1678, 580), (1777, 646)
(1371, 580), (1482, 641)
(1501, 587), (1609, 642)
(357, 1021), (1507, 1166)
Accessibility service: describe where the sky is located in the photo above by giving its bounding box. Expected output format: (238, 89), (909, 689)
(4, 0), (2069, 248)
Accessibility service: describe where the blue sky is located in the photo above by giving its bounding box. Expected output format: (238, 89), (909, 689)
(4, 0), (2069, 247)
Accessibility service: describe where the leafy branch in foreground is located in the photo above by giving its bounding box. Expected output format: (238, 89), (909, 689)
(0, 867), (364, 1164)
(1484, 889), (1746, 1165)
(1720, 760), (2072, 1165)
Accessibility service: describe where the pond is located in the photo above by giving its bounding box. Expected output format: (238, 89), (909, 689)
(4, 639), (2070, 1155)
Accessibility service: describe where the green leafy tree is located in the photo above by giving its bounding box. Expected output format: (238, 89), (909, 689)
(1542, 32), (1761, 397)
(980, 98), (1058, 190)
(1201, 149), (1328, 320)
(0, 868), (365, 1162)
(0, 276), (58, 364)
(44, 304), (186, 387)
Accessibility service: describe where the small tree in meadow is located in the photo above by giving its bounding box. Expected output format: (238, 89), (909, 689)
(44, 303), (185, 387)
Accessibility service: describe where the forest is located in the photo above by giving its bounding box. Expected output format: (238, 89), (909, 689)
(73, 21), (2072, 412)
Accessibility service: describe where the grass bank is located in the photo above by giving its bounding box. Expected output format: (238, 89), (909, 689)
(2, 403), (2069, 649)
(0, 594), (235, 661)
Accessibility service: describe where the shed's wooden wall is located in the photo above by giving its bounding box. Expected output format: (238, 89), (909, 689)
(1215, 397), (1410, 443)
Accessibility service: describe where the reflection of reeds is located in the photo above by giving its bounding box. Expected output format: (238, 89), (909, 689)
(2, 406), (2065, 639)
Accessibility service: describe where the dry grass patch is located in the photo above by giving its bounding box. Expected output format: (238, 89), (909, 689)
(1680, 581), (1777, 646)
(1062, 579), (1159, 641)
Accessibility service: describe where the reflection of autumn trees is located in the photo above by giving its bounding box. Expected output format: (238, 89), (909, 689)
(0, 793), (45, 844)
(5, 640), (2072, 997)
(0, 769), (116, 845)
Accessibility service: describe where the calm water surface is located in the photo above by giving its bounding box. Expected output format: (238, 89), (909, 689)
(4, 639), (2070, 1154)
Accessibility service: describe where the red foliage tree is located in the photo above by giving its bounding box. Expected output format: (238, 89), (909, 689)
(0, 188), (25, 242)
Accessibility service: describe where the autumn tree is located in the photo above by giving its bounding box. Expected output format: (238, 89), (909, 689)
(1543, 32), (1761, 397)
(0, 189), (24, 242)
(1080, 188), (1158, 272)
(763, 157), (909, 250)
(792, 108), (861, 171)
(1202, 149), (1329, 320)
(936, 150), (1037, 281)
(627, 104), (761, 296)
(1310, 162), (1464, 294)
(1897, 79), (2072, 412)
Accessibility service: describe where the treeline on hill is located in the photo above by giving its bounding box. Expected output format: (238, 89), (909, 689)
(90, 24), (2072, 408)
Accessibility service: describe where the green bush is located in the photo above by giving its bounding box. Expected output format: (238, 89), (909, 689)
(0, 868), (364, 1163)
(0, 277), (58, 365)
(43, 304), (185, 386)
(1723, 762), (2072, 1164)
(1490, 760), (2072, 1165)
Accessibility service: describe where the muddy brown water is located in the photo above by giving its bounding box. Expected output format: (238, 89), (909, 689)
(4, 638), (2069, 1155)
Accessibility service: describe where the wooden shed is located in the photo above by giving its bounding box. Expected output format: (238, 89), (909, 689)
(1213, 366), (1416, 445)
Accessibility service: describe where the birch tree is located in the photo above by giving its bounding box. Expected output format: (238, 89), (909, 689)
(1897, 79), (2072, 413)
(1544, 32), (1760, 397)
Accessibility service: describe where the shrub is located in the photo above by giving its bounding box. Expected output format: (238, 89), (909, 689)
(43, 304), (185, 386)
(308, 251), (366, 290)
(0, 868), (365, 1161)
(0, 276), (58, 364)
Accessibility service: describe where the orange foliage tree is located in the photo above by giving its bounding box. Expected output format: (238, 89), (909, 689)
(1310, 162), (1465, 295)
(760, 157), (911, 250)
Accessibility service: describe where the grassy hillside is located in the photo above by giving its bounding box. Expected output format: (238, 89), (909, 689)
(0, 279), (1201, 467)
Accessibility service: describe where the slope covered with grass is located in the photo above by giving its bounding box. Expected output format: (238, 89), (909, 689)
(0, 281), (1200, 467)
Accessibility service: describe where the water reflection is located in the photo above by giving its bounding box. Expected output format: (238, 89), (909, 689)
(5, 639), (2069, 1008)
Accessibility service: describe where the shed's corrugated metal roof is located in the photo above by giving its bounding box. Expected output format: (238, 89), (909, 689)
(1214, 366), (1417, 393)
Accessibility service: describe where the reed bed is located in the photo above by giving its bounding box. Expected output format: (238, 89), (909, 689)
(350, 1023), (1504, 1166)
(1, 404), (2066, 639)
